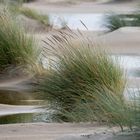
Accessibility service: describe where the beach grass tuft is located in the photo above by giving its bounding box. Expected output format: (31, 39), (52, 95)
(0, 9), (40, 72)
(37, 31), (140, 130)
(106, 13), (140, 31)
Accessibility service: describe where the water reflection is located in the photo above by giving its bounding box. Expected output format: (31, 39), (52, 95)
(113, 55), (140, 77)
(0, 90), (44, 105)
(49, 13), (107, 31)
(124, 88), (140, 101)
(0, 113), (39, 124)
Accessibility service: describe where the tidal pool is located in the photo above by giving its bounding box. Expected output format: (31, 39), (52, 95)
(125, 88), (140, 100)
(113, 55), (140, 77)
(49, 13), (107, 31)
(0, 113), (40, 124)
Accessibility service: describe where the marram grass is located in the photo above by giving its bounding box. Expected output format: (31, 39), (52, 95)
(105, 14), (127, 31)
(38, 31), (139, 130)
(0, 9), (39, 71)
(106, 12), (140, 31)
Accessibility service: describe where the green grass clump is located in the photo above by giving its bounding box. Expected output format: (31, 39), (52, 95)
(39, 33), (140, 130)
(39, 32), (135, 129)
(106, 14), (127, 31)
(0, 9), (39, 71)
(106, 13), (140, 31)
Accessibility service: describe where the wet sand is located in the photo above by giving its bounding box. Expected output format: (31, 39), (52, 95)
(0, 123), (139, 140)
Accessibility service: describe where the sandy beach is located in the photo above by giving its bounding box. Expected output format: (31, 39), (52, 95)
(98, 27), (140, 55)
(0, 0), (140, 140)
(0, 123), (139, 140)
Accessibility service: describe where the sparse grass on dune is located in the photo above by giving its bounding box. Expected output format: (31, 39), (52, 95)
(39, 31), (140, 130)
(0, 9), (39, 72)
(63, 86), (140, 130)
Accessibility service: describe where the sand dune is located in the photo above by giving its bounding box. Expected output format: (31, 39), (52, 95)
(98, 27), (140, 55)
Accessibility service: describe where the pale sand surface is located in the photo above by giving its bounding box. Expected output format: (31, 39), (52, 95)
(0, 123), (139, 140)
(128, 77), (140, 88)
(0, 123), (121, 140)
(98, 27), (140, 55)
(23, 0), (139, 14)
(73, 27), (140, 55)
(21, 0), (140, 55)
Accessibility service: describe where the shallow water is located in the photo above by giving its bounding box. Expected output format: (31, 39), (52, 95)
(49, 13), (107, 31)
(125, 88), (140, 101)
(115, 55), (140, 69)
(0, 91), (45, 124)
(0, 90), (44, 105)
(0, 113), (40, 124)
(113, 55), (140, 77)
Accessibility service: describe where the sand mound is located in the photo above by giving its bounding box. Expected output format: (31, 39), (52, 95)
(98, 27), (140, 55)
